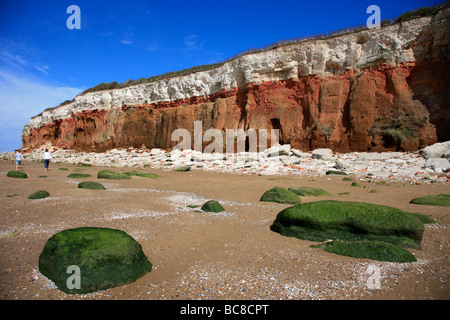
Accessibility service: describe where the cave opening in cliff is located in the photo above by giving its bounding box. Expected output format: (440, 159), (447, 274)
(270, 118), (284, 145)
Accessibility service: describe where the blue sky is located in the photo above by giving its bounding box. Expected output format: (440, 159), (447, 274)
(0, 0), (438, 152)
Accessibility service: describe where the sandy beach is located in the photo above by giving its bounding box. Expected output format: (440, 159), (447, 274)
(0, 159), (449, 300)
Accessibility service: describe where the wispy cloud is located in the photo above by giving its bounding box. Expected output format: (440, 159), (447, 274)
(0, 70), (83, 151)
(184, 34), (201, 50)
(0, 39), (51, 76)
(34, 64), (50, 75)
(0, 50), (28, 67)
(120, 32), (134, 45)
(181, 34), (224, 64)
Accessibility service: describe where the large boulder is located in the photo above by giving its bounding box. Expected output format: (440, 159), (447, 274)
(312, 148), (333, 160)
(264, 144), (292, 157)
(421, 141), (450, 159)
(424, 158), (450, 171)
(38, 227), (152, 294)
(270, 200), (426, 248)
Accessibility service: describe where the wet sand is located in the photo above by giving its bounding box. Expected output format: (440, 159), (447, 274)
(0, 160), (449, 300)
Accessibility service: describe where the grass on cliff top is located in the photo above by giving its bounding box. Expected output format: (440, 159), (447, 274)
(36, 2), (447, 115)
(410, 194), (450, 207)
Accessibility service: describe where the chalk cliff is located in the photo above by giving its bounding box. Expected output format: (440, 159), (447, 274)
(22, 8), (450, 153)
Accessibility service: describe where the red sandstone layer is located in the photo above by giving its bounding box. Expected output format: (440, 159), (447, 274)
(22, 63), (441, 153)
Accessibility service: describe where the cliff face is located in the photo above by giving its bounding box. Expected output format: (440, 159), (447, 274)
(22, 9), (450, 153)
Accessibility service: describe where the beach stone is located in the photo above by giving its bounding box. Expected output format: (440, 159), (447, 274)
(193, 153), (226, 162)
(260, 186), (301, 204)
(291, 149), (310, 158)
(444, 149), (450, 159)
(335, 159), (350, 170)
(264, 144), (291, 157)
(312, 148), (333, 160)
(424, 158), (450, 171)
(38, 227), (152, 294)
(150, 148), (165, 155)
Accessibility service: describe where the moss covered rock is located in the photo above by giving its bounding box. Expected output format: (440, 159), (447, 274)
(201, 200), (225, 213)
(270, 200), (425, 248)
(410, 194), (450, 207)
(78, 181), (106, 190)
(260, 187), (301, 204)
(28, 190), (50, 199)
(288, 187), (331, 197)
(173, 166), (191, 172)
(326, 170), (347, 175)
(68, 173), (92, 179)
(97, 170), (131, 180)
(123, 171), (158, 178)
(38, 227), (152, 294)
(312, 240), (417, 263)
(7, 171), (27, 178)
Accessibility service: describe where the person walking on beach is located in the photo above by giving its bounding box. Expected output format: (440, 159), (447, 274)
(15, 150), (23, 171)
(43, 149), (52, 171)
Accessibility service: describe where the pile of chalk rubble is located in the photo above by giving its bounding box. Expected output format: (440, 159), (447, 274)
(2, 141), (449, 183)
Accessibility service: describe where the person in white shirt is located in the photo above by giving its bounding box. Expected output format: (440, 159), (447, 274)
(43, 149), (52, 171)
(15, 150), (23, 171)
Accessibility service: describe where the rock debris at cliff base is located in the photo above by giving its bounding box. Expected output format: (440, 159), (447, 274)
(6, 142), (450, 183)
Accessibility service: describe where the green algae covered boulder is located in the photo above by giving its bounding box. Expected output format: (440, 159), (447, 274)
(288, 187), (331, 197)
(7, 171), (27, 178)
(28, 190), (50, 199)
(68, 173), (92, 179)
(97, 170), (131, 180)
(38, 227), (152, 294)
(260, 186), (302, 204)
(312, 240), (417, 263)
(123, 171), (159, 179)
(78, 181), (106, 190)
(410, 194), (450, 207)
(201, 200), (225, 213)
(270, 200), (425, 248)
